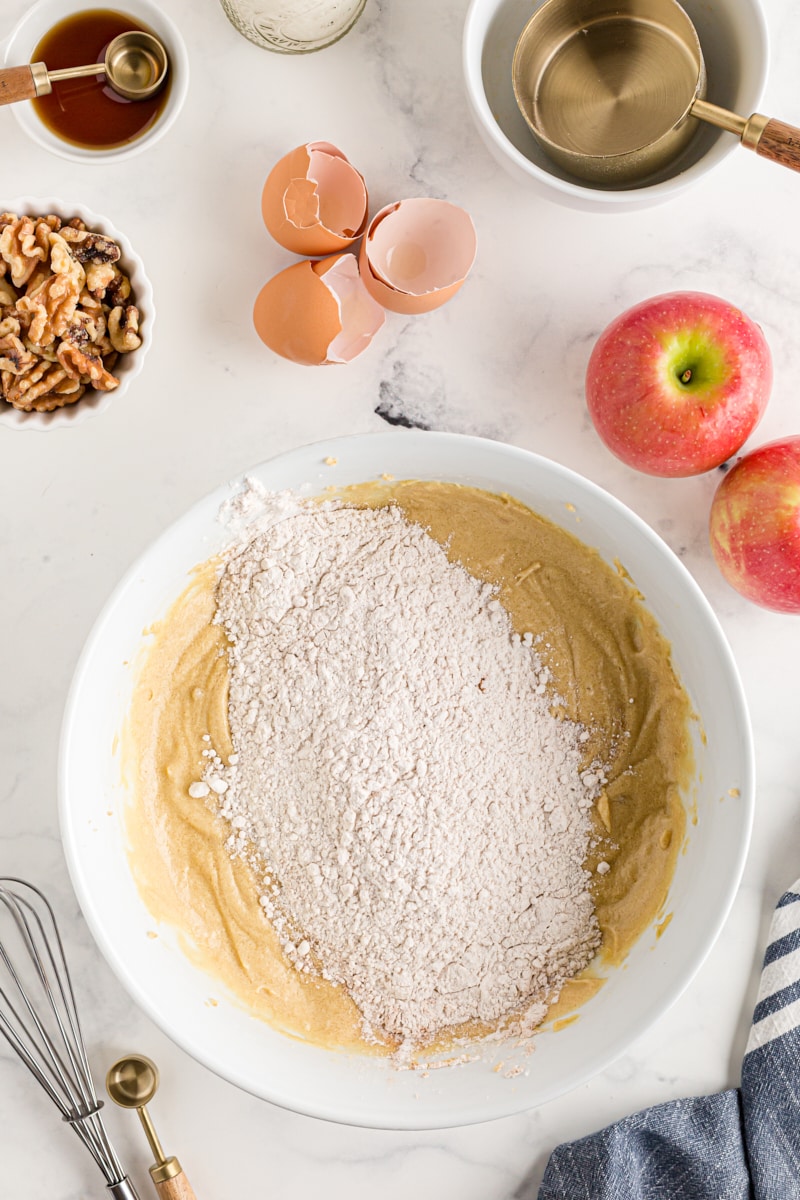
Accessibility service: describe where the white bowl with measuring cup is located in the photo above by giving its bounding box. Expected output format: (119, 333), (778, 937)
(462, 0), (770, 210)
(2, 0), (190, 163)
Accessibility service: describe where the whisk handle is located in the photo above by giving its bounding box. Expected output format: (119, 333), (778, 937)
(154, 1169), (198, 1200)
(107, 1178), (143, 1200)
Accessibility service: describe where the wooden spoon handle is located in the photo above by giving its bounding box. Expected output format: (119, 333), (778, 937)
(154, 1169), (198, 1200)
(0, 66), (39, 106)
(752, 118), (800, 174)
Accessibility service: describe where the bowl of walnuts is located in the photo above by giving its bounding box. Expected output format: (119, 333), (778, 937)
(0, 197), (153, 430)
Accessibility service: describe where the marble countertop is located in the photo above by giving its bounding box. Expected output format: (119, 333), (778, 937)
(3, 0), (800, 1195)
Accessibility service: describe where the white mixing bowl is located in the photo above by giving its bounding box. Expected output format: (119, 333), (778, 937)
(463, 0), (769, 211)
(59, 432), (754, 1128)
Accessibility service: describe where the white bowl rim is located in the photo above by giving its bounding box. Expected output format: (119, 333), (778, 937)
(0, 195), (154, 431)
(58, 431), (755, 1127)
(1, 0), (190, 165)
(462, 0), (770, 207)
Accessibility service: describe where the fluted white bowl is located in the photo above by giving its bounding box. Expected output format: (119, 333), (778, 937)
(0, 197), (153, 431)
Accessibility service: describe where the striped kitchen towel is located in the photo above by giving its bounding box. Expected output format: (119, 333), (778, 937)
(539, 879), (800, 1199)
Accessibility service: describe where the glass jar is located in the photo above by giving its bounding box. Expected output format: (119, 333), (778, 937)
(219, 0), (367, 53)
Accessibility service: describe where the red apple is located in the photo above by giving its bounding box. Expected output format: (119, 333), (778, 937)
(585, 292), (772, 476)
(709, 436), (800, 613)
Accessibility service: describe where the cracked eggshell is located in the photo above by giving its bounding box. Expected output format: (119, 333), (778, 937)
(359, 198), (477, 315)
(261, 142), (369, 257)
(252, 252), (385, 366)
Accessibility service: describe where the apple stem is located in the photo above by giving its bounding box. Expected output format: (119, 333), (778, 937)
(679, 368), (693, 384)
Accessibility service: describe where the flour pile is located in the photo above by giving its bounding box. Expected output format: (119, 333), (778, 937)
(204, 498), (602, 1046)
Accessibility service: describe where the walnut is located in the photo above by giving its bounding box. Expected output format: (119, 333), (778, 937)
(3, 360), (69, 410)
(18, 284), (68, 345)
(85, 261), (117, 296)
(0, 333), (36, 375)
(0, 278), (17, 308)
(4, 357), (50, 397)
(23, 337), (59, 364)
(0, 315), (21, 338)
(77, 289), (103, 314)
(15, 372), (86, 411)
(56, 341), (119, 391)
(24, 262), (52, 296)
(0, 216), (53, 288)
(61, 319), (91, 351)
(60, 226), (121, 265)
(67, 305), (107, 347)
(108, 305), (142, 353)
(17, 233), (85, 346)
(49, 232), (84, 282)
(104, 266), (132, 307)
(17, 371), (80, 411)
(52, 375), (85, 399)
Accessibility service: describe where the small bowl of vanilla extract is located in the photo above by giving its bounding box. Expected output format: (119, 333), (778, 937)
(3, 0), (189, 162)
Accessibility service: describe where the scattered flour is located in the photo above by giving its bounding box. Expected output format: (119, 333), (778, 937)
(200, 494), (603, 1048)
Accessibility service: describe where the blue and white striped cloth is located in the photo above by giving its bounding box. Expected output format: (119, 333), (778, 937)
(539, 880), (800, 1199)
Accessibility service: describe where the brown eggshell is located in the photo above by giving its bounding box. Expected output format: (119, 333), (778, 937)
(261, 142), (368, 256)
(359, 198), (477, 315)
(252, 253), (385, 366)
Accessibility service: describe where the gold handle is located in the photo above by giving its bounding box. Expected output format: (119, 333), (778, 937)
(47, 62), (106, 83)
(690, 97), (747, 138)
(137, 1106), (198, 1196)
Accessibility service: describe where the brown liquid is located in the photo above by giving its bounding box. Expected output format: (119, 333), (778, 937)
(31, 9), (170, 151)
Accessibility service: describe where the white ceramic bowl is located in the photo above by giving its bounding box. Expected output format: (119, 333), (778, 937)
(59, 432), (754, 1128)
(0, 197), (154, 431)
(2, 0), (189, 164)
(463, 0), (769, 211)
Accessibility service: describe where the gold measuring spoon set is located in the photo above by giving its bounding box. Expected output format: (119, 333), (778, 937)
(0, 30), (168, 106)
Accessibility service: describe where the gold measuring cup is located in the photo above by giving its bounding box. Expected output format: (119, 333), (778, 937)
(106, 1054), (198, 1200)
(512, 0), (800, 185)
(0, 30), (168, 107)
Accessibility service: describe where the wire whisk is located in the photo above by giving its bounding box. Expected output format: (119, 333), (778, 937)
(0, 878), (140, 1199)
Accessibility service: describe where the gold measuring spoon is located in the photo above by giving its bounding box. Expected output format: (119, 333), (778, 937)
(0, 31), (168, 107)
(106, 1054), (197, 1200)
